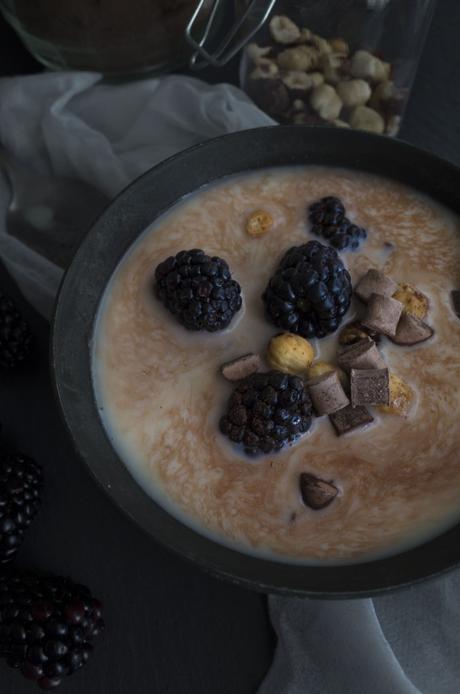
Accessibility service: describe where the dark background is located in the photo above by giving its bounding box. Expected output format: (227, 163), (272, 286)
(0, 1), (459, 692)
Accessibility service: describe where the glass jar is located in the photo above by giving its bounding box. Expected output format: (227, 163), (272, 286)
(0, 0), (220, 76)
(239, 0), (437, 136)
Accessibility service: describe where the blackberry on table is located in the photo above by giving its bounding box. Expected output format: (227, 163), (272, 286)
(0, 451), (43, 564)
(0, 571), (103, 690)
(154, 249), (242, 332)
(262, 241), (352, 339)
(220, 371), (313, 456)
(0, 294), (33, 369)
(309, 196), (367, 251)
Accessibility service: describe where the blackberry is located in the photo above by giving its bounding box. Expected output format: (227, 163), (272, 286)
(0, 294), (33, 368)
(219, 371), (313, 455)
(309, 196), (367, 251)
(154, 249), (242, 332)
(262, 241), (352, 339)
(0, 451), (43, 564)
(0, 571), (103, 690)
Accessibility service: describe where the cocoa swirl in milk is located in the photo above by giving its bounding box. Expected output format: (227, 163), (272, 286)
(93, 167), (460, 564)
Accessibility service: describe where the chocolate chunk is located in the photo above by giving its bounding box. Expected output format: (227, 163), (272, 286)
(362, 293), (403, 337)
(308, 370), (349, 415)
(337, 338), (385, 372)
(299, 473), (338, 510)
(329, 404), (374, 436)
(221, 353), (261, 381)
(355, 269), (398, 303)
(451, 290), (460, 319)
(350, 368), (390, 406)
(389, 313), (434, 346)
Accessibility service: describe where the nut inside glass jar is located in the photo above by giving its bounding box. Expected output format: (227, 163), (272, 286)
(240, 0), (436, 136)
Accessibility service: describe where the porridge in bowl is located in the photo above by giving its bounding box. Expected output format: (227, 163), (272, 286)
(92, 166), (460, 564)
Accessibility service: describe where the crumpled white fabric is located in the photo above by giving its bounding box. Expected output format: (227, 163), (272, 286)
(260, 570), (460, 694)
(0, 72), (273, 317)
(0, 70), (459, 694)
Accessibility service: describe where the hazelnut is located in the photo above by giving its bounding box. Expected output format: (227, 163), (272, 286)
(329, 37), (349, 55)
(246, 209), (273, 237)
(295, 27), (313, 44)
(336, 79), (371, 107)
(310, 34), (333, 55)
(332, 118), (350, 128)
(369, 80), (395, 109)
(350, 50), (390, 83)
(392, 283), (429, 320)
(269, 15), (301, 45)
(310, 84), (343, 121)
(250, 58), (279, 80)
(277, 45), (320, 72)
(386, 115), (401, 137)
(349, 105), (385, 133)
(267, 333), (315, 375)
(379, 373), (414, 417)
(247, 43), (272, 63)
(282, 71), (314, 92)
(320, 53), (345, 84)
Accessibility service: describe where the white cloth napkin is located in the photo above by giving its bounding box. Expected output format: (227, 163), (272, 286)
(0, 71), (458, 694)
(0, 72), (273, 318)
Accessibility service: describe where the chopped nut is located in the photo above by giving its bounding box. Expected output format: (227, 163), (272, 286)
(349, 105), (385, 134)
(350, 50), (390, 82)
(221, 354), (261, 381)
(310, 34), (333, 55)
(329, 37), (349, 55)
(300, 473), (338, 510)
(386, 115), (401, 137)
(295, 27), (313, 44)
(247, 43), (272, 63)
(277, 45), (320, 71)
(379, 373), (414, 417)
(369, 80), (395, 109)
(389, 313), (434, 346)
(393, 283), (429, 320)
(320, 53), (345, 84)
(269, 15), (301, 45)
(267, 333), (315, 375)
(282, 71), (315, 92)
(246, 209), (273, 237)
(306, 360), (334, 381)
(332, 118), (350, 128)
(337, 79), (371, 107)
(310, 84), (343, 121)
(250, 58), (279, 80)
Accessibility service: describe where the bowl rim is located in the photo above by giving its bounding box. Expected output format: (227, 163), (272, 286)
(51, 125), (460, 598)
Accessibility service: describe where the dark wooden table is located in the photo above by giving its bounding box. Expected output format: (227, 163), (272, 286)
(0, 2), (459, 692)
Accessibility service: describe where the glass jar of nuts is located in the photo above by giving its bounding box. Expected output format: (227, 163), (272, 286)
(240, 0), (436, 136)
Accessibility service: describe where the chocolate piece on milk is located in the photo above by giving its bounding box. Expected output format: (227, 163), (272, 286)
(389, 313), (434, 346)
(362, 293), (403, 337)
(329, 404), (374, 436)
(337, 338), (385, 372)
(221, 353), (261, 381)
(308, 370), (350, 416)
(299, 473), (338, 510)
(452, 290), (460, 318)
(355, 269), (398, 303)
(350, 368), (390, 407)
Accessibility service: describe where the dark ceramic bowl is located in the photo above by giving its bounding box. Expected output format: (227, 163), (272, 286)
(52, 126), (460, 598)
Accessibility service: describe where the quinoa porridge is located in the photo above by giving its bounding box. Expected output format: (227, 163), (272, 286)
(92, 166), (460, 564)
